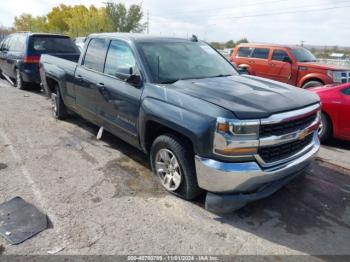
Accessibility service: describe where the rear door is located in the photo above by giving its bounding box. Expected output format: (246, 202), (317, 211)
(74, 38), (109, 124)
(268, 49), (294, 84)
(250, 47), (270, 78)
(7, 35), (25, 78)
(97, 39), (143, 146)
(1, 36), (15, 76)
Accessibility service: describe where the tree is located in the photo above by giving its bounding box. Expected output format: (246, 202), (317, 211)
(105, 2), (146, 33)
(225, 40), (235, 48)
(46, 4), (73, 33)
(236, 38), (249, 45)
(14, 14), (47, 32)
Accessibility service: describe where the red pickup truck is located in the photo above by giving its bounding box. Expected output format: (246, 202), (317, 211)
(230, 44), (350, 88)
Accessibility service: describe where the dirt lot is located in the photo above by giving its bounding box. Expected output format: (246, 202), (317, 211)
(0, 79), (350, 256)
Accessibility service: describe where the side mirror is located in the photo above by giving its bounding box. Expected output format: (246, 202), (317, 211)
(127, 74), (142, 87)
(283, 56), (292, 64)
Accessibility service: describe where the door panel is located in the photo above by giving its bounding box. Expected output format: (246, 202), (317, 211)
(250, 48), (270, 78)
(268, 49), (295, 85)
(97, 40), (143, 146)
(338, 88), (350, 139)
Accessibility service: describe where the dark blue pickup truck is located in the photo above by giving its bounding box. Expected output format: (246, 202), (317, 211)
(40, 33), (321, 213)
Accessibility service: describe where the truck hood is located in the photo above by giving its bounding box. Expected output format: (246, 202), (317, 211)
(170, 75), (319, 119)
(297, 62), (349, 71)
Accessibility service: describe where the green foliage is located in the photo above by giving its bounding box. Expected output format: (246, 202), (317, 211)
(13, 2), (146, 37)
(211, 38), (249, 50)
(225, 40), (235, 48)
(105, 2), (146, 33)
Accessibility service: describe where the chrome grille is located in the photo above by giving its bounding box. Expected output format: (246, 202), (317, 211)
(340, 72), (350, 83)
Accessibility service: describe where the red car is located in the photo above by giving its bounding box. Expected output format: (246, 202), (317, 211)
(310, 83), (350, 142)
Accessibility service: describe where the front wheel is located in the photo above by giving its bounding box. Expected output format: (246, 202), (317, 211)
(51, 85), (68, 120)
(150, 134), (203, 200)
(318, 112), (332, 142)
(302, 80), (323, 89)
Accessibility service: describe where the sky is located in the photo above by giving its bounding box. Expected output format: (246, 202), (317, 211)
(0, 0), (349, 46)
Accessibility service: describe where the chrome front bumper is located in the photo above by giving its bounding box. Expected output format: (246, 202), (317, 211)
(195, 131), (320, 194)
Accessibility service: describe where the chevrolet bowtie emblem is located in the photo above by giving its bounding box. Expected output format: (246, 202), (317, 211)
(298, 130), (309, 140)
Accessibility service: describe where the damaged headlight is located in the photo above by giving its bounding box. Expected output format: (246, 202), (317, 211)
(213, 117), (260, 157)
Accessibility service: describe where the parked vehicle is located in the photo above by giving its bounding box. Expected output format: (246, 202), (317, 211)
(74, 37), (87, 52)
(230, 43), (350, 88)
(310, 83), (350, 142)
(40, 33), (321, 213)
(0, 32), (80, 89)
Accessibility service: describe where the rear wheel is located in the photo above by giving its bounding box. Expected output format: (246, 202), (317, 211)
(150, 134), (203, 200)
(318, 112), (332, 142)
(15, 68), (25, 90)
(302, 80), (323, 89)
(51, 85), (68, 120)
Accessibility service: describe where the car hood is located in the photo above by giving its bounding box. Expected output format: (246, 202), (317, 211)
(298, 62), (349, 71)
(170, 75), (320, 119)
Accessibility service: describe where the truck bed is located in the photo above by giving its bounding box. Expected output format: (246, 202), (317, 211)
(40, 54), (80, 76)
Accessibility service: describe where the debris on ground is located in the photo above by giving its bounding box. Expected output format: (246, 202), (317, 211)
(0, 197), (48, 244)
(47, 246), (65, 254)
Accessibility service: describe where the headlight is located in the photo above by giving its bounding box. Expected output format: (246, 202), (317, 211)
(328, 70), (348, 83)
(213, 117), (260, 157)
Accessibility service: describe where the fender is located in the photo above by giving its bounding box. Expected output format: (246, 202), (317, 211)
(139, 97), (214, 156)
(297, 73), (327, 88)
(42, 64), (68, 98)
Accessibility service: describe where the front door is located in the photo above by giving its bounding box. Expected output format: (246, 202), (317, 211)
(96, 40), (143, 147)
(268, 49), (294, 85)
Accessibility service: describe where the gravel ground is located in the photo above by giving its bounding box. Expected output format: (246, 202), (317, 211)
(0, 79), (349, 256)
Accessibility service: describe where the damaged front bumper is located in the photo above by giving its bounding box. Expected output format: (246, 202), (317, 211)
(195, 132), (320, 213)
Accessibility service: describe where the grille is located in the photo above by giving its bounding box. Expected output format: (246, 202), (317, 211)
(258, 134), (313, 163)
(260, 113), (316, 137)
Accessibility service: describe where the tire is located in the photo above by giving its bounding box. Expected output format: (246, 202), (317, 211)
(15, 68), (25, 90)
(302, 80), (323, 89)
(51, 85), (68, 120)
(150, 134), (203, 200)
(318, 112), (332, 142)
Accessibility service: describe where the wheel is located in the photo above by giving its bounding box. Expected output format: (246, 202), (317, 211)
(150, 134), (203, 200)
(15, 68), (25, 90)
(318, 112), (332, 142)
(51, 85), (68, 120)
(302, 80), (323, 89)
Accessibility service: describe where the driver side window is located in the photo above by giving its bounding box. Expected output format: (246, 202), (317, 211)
(104, 40), (136, 77)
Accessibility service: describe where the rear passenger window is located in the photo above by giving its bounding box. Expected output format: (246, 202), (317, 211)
(251, 48), (270, 59)
(83, 38), (109, 72)
(237, 47), (253, 57)
(272, 50), (289, 61)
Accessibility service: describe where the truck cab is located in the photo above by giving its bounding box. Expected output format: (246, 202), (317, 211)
(230, 43), (350, 88)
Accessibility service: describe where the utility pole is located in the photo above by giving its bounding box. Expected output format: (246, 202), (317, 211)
(147, 10), (149, 34)
(301, 40), (305, 47)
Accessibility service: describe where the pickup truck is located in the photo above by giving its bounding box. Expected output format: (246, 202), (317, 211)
(40, 33), (321, 213)
(230, 43), (350, 88)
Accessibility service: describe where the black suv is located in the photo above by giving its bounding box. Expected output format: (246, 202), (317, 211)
(0, 32), (80, 89)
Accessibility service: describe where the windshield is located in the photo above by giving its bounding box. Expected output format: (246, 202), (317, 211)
(290, 48), (317, 62)
(137, 41), (238, 84)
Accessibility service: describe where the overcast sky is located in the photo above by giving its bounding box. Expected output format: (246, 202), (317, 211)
(0, 0), (349, 46)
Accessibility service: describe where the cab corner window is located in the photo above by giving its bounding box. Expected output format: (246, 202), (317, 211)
(104, 40), (136, 78)
(272, 50), (289, 62)
(251, 48), (270, 59)
(237, 47), (253, 58)
(83, 38), (109, 72)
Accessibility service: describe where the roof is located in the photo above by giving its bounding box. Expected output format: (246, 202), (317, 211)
(16, 32), (69, 37)
(88, 32), (193, 42)
(330, 53), (345, 57)
(237, 43), (303, 49)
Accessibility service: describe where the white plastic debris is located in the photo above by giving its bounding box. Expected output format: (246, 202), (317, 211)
(5, 232), (11, 236)
(47, 247), (65, 254)
(97, 126), (104, 140)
